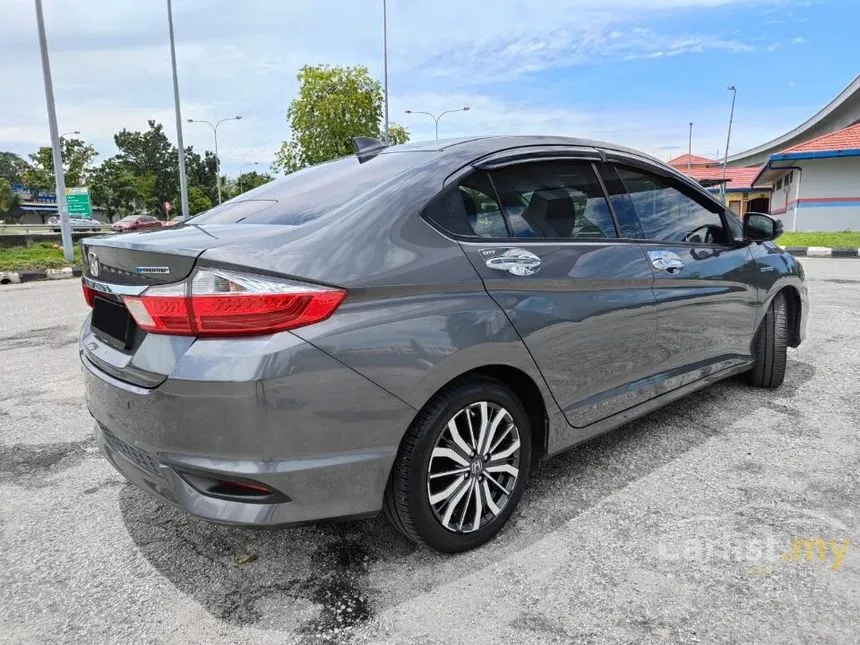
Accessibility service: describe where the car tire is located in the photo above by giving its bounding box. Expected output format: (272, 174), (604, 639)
(747, 291), (788, 388)
(384, 375), (531, 552)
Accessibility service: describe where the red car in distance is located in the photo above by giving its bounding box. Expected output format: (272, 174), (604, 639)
(111, 215), (162, 233)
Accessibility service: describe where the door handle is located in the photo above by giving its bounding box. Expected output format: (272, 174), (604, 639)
(485, 248), (541, 276)
(648, 250), (685, 274)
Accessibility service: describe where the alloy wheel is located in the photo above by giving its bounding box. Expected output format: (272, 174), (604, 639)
(426, 401), (521, 533)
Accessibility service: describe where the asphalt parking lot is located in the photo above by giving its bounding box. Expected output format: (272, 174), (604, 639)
(1, 258), (857, 645)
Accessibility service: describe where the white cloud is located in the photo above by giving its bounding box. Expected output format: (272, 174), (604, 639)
(0, 0), (794, 174)
(792, 36), (807, 44)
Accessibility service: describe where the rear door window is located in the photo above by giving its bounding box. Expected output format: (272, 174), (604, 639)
(491, 161), (618, 239)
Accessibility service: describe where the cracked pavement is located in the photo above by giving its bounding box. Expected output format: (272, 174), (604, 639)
(0, 259), (858, 644)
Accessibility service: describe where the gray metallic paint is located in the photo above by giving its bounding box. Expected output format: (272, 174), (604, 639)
(459, 241), (659, 429)
(79, 135), (807, 528)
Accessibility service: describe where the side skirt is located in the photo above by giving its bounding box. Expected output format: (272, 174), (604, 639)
(546, 360), (754, 457)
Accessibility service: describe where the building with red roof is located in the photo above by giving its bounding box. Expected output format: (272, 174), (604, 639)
(678, 165), (770, 216)
(667, 153), (718, 170)
(752, 122), (860, 231)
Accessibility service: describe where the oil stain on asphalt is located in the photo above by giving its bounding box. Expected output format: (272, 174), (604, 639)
(0, 437), (95, 486)
(118, 485), (415, 644)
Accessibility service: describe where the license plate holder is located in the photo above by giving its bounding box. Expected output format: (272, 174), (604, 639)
(91, 296), (135, 350)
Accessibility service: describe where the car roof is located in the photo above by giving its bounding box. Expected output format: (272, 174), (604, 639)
(380, 135), (656, 162)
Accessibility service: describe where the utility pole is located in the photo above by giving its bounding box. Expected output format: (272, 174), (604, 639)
(167, 0), (189, 219)
(382, 0), (390, 142)
(721, 86), (737, 204)
(34, 0), (73, 262)
(687, 122), (693, 171)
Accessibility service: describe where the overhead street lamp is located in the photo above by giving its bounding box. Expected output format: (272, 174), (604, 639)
(238, 162), (262, 192)
(721, 86), (737, 204)
(404, 107), (471, 140)
(60, 130), (80, 138)
(187, 116), (242, 204)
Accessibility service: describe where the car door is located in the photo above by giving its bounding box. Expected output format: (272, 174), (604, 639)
(598, 159), (759, 392)
(449, 155), (659, 429)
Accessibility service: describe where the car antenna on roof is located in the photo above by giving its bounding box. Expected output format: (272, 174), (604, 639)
(352, 136), (389, 163)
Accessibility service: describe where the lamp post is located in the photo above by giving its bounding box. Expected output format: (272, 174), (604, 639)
(382, 0), (389, 142)
(687, 122), (693, 171)
(238, 162), (262, 193)
(60, 130), (80, 138)
(721, 86), (737, 204)
(404, 107), (471, 140)
(34, 0), (72, 262)
(187, 116), (242, 204)
(167, 0), (189, 219)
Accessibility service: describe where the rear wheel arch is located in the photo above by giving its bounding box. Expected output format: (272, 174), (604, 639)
(406, 365), (549, 464)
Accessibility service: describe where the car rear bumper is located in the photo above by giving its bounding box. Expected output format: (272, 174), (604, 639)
(82, 337), (417, 526)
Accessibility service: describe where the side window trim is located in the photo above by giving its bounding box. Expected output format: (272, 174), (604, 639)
(485, 171), (514, 237)
(590, 161), (622, 238)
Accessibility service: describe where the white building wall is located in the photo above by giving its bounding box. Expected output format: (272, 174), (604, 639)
(773, 157), (860, 232)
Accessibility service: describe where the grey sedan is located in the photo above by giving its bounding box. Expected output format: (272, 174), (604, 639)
(79, 136), (807, 552)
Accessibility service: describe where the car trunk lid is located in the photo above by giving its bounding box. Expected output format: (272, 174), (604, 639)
(81, 224), (302, 388)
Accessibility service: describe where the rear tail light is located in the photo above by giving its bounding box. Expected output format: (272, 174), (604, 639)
(119, 268), (346, 337)
(82, 282), (97, 307)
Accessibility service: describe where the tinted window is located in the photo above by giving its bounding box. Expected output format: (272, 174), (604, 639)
(596, 164), (645, 239)
(614, 166), (727, 243)
(458, 172), (509, 238)
(192, 152), (431, 226)
(489, 161), (617, 239)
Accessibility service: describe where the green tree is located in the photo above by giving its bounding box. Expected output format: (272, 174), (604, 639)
(387, 123), (410, 145)
(185, 147), (219, 203)
(273, 64), (410, 173)
(235, 171), (273, 195)
(0, 178), (18, 221)
(187, 185), (213, 215)
(0, 152), (29, 184)
(89, 159), (141, 222)
(23, 138), (98, 190)
(114, 121), (179, 217)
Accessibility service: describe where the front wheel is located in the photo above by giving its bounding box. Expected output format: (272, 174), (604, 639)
(384, 376), (532, 552)
(747, 292), (788, 388)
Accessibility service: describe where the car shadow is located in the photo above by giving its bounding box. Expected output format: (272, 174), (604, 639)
(120, 358), (816, 642)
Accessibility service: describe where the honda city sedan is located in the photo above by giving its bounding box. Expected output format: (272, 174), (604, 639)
(79, 136), (806, 552)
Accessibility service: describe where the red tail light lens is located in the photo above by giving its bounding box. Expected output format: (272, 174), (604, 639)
(121, 268), (346, 337)
(82, 282), (97, 307)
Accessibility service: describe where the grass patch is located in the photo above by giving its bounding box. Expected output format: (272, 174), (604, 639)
(0, 242), (81, 272)
(777, 231), (860, 248)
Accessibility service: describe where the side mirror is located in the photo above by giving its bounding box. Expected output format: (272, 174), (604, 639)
(743, 212), (783, 242)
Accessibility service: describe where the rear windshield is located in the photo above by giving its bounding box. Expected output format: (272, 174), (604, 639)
(191, 152), (431, 226)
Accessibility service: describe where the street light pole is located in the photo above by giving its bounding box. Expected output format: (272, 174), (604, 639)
(382, 0), (389, 142)
(237, 162), (262, 192)
(167, 0), (189, 220)
(187, 116), (242, 204)
(687, 122), (693, 171)
(404, 107), (471, 140)
(60, 130), (80, 139)
(721, 86), (737, 204)
(34, 0), (73, 262)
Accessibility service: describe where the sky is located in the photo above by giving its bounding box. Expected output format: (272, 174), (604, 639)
(1, 0), (858, 177)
